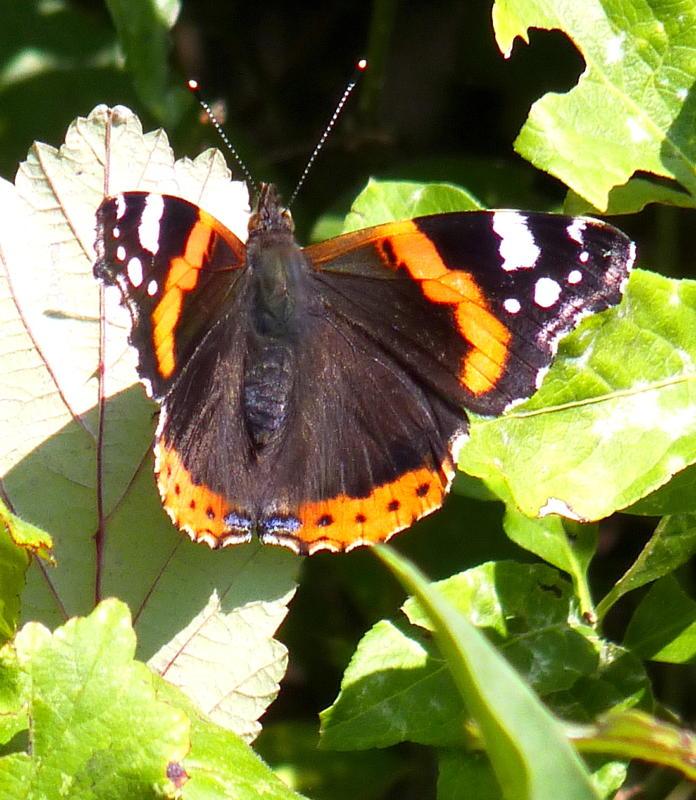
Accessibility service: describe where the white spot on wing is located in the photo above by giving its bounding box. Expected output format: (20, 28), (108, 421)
(115, 194), (126, 220)
(116, 245), (126, 261)
(503, 298), (521, 314)
(221, 532), (253, 547)
(534, 364), (550, 389)
(112, 226), (120, 238)
(138, 194), (164, 254)
(309, 539), (339, 555)
(147, 279), (158, 296)
(625, 242), (637, 284)
(502, 395), (528, 413)
(568, 270), (582, 284)
(492, 211), (540, 271)
(579, 251), (589, 263)
(566, 219), (586, 244)
(127, 257), (143, 286)
(534, 277), (562, 308)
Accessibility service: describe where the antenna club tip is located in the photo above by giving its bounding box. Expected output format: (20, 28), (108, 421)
(187, 78), (199, 92)
(357, 58), (368, 71)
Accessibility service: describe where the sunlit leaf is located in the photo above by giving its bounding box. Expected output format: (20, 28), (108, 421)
(493, 0), (696, 209)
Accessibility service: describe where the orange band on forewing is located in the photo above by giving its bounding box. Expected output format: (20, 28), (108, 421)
(151, 212), (214, 379)
(456, 304), (511, 394)
(376, 221), (512, 396)
(155, 442), (233, 546)
(294, 461), (452, 553)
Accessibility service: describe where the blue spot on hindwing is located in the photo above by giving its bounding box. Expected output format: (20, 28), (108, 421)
(224, 511), (253, 533)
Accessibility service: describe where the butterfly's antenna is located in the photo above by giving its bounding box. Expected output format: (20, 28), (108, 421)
(287, 58), (367, 208)
(187, 79), (258, 194)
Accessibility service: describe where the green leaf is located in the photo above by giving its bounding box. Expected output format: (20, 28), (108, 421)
(546, 642), (651, 722)
(571, 709), (696, 782)
(148, 585), (294, 743)
(104, 0), (187, 126)
(500, 490), (597, 616)
(0, 600), (304, 799)
(0, 499), (53, 560)
(459, 269), (696, 523)
(0, 599), (189, 798)
(623, 575), (696, 663)
(1, 106), (299, 739)
(564, 178), (695, 216)
(375, 547), (599, 800)
(403, 562), (598, 696)
(626, 463), (696, 515)
(437, 750), (500, 800)
(320, 562), (601, 752)
(319, 617), (467, 749)
(0, 500), (53, 644)
(437, 750), (626, 800)
(155, 680), (307, 800)
(342, 179), (483, 232)
(493, 0), (696, 209)
(0, 646), (28, 746)
(596, 514), (696, 620)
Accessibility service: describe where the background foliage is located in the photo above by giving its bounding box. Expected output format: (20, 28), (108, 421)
(0, 1), (695, 799)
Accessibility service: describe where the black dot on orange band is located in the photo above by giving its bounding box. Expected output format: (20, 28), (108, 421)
(189, 499), (196, 509)
(381, 238), (397, 265)
(387, 499), (400, 512)
(167, 465), (172, 477)
(174, 484), (181, 495)
(317, 514), (334, 527)
(355, 512), (367, 523)
(206, 506), (215, 520)
(416, 483), (430, 497)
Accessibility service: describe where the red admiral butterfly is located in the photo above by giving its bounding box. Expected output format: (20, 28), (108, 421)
(94, 180), (634, 554)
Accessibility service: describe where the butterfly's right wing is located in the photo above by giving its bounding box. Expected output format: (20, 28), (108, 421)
(94, 192), (248, 399)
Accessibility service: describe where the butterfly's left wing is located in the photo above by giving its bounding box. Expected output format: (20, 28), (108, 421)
(305, 210), (635, 416)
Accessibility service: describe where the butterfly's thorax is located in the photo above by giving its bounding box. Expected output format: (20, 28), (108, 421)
(242, 185), (309, 450)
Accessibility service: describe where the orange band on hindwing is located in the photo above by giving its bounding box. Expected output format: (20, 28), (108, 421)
(374, 221), (512, 396)
(265, 459), (454, 555)
(155, 441), (251, 549)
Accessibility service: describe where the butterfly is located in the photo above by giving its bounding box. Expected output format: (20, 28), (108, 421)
(94, 183), (634, 554)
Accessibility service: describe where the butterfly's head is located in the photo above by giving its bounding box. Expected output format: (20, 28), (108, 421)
(248, 183), (294, 239)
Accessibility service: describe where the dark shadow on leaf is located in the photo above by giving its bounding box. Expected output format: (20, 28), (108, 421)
(661, 82), (696, 202)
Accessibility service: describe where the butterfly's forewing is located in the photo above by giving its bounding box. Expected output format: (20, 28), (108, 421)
(306, 211), (634, 415)
(95, 192), (247, 399)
